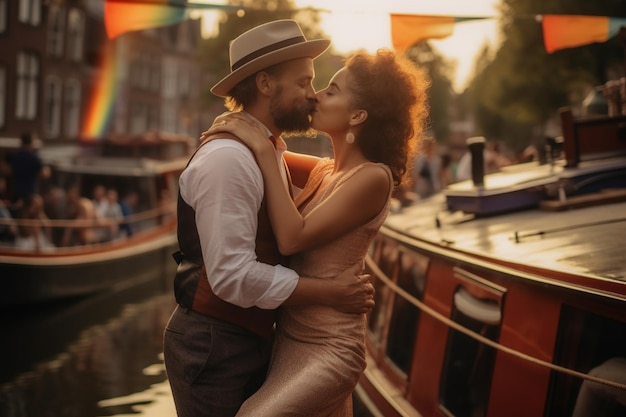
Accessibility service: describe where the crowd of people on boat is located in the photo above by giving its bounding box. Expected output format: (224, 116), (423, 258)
(0, 133), (147, 251)
(0, 182), (141, 252)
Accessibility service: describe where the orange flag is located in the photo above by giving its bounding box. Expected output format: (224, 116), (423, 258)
(542, 15), (626, 53)
(104, 1), (239, 39)
(390, 14), (456, 50)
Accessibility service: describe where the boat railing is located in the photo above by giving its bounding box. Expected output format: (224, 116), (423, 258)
(364, 253), (626, 393)
(0, 202), (176, 253)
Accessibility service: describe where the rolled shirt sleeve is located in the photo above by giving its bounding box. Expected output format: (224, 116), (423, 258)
(179, 140), (298, 309)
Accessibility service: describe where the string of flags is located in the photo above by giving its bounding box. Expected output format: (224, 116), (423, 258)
(103, 1), (626, 54)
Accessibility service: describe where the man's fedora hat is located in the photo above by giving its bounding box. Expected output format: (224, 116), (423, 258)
(211, 19), (330, 97)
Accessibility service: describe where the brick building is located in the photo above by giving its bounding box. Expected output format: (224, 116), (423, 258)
(0, 0), (204, 150)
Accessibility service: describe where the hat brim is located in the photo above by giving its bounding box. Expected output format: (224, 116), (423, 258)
(211, 39), (330, 97)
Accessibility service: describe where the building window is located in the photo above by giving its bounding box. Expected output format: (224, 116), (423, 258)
(178, 63), (190, 98)
(18, 0), (41, 26)
(0, 0), (7, 33)
(130, 103), (148, 134)
(140, 52), (151, 90)
(15, 51), (39, 120)
(0, 66), (5, 128)
(162, 58), (177, 99)
(129, 51), (156, 91)
(66, 8), (85, 62)
(44, 76), (62, 138)
(130, 52), (143, 88)
(161, 102), (177, 133)
(64, 79), (81, 138)
(150, 55), (160, 92)
(47, 6), (65, 57)
(148, 106), (159, 132)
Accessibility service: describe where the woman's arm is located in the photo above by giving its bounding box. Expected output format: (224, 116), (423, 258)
(203, 114), (391, 255)
(245, 137), (389, 255)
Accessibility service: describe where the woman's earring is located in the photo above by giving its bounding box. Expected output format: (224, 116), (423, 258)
(346, 130), (355, 144)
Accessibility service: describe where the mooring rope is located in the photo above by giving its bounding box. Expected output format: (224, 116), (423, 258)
(365, 255), (626, 391)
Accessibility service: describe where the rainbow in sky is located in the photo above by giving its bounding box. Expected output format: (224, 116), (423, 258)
(81, 43), (119, 140)
(81, 1), (238, 139)
(81, 1), (192, 139)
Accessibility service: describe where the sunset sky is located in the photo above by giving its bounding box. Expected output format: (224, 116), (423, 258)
(196, 0), (502, 91)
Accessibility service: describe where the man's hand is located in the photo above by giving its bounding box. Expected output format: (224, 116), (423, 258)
(332, 263), (375, 314)
(282, 263), (375, 312)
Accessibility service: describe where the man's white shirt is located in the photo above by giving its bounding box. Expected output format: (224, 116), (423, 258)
(179, 131), (298, 309)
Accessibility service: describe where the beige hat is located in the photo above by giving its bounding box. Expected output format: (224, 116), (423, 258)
(211, 19), (330, 97)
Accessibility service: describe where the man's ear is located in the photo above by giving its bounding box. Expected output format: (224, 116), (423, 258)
(256, 71), (273, 97)
(349, 109), (368, 127)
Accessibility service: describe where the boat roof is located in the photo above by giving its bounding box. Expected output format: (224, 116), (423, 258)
(388, 108), (626, 286)
(51, 155), (189, 177)
(38, 137), (191, 177)
(386, 189), (626, 283)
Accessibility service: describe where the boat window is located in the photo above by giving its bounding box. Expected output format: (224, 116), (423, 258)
(385, 249), (429, 376)
(546, 305), (626, 417)
(367, 238), (397, 348)
(440, 286), (502, 417)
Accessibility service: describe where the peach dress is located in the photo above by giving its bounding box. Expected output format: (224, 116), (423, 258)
(236, 159), (393, 417)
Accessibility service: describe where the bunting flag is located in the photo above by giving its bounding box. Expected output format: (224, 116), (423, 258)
(390, 14), (490, 50)
(104, 0), (239, 39)
(542, 14), (626, 53)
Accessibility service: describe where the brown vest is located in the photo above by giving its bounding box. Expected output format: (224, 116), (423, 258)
(172, 138), (290, 339)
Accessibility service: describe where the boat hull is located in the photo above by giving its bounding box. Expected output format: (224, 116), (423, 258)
(0, 232), (178, 308)
(354, 106), (626, 417)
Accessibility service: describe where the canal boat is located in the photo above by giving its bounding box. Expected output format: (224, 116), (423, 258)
(355, 105), (626, 417)
(0, 133), (192, 308)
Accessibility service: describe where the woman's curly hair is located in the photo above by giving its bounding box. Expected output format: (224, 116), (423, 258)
(346, 50), (429, 186)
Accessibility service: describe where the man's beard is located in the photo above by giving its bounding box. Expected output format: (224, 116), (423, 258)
(270, 88), (316, 134)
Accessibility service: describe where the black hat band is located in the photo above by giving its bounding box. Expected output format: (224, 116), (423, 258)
(231, 36), (306, 71)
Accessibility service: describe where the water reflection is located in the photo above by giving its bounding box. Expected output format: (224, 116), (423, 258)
(0, 291), (176, 417)
(98, 376), (175, 417)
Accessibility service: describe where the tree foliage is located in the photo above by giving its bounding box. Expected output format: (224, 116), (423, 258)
(404, 43), (455, 144)
(468, 0), (626, 149)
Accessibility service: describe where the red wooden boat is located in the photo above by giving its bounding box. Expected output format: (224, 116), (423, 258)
(355, 107), (626, 416)
(0, 133), (192, 307)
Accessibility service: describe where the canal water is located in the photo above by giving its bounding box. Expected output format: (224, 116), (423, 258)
(0, 280), (177, 417)
(0, 279), (375, 417)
